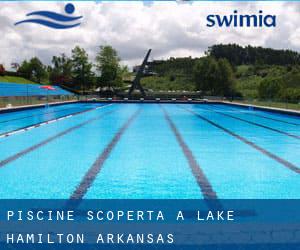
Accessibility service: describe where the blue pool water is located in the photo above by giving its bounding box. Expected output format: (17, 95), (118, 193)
(0, 103), (103, 136)
(0, 103), (298, 199)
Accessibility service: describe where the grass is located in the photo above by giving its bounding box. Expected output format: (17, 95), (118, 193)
(0, 76), (37, 84)
(235, 75), (262, 99)
(141, 75), (195, 91)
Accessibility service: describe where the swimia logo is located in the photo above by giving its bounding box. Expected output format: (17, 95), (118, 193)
(15, 3), (82, 29)
(206, 10), (276, 28)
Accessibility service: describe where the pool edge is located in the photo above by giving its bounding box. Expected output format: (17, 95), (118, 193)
(0, 100), (79, 114)
(222, 101), (300, 117)
(1, 99), (299, 117)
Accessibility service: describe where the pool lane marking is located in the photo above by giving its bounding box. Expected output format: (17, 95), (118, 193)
(0, 107), (116, 168)
(213, 105), (300, 126)
(160, 105), (219, 200)
(70, 108), (141, 200)
(0, 104), (112, 139)
(0, 104), (91, 124)
(203, 106), (300, 140)
(251, 113), (300, 126)
(0, 104), (108, 138)
(180, 106), (300, 174)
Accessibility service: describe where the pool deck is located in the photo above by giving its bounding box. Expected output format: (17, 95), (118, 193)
(0, 99), (299, 117)
(0, 100), (78, 114)
(223, 101), (300, 117)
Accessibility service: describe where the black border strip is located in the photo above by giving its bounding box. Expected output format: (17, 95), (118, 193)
(180, 106), (300, 174)
(203, 106), (300, 140)
(0, 109), (115, 168)
(70, 108), (141, 200)
(160, 105), (219, 200)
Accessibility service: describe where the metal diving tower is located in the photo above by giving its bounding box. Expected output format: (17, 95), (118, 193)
(128, 49), (152, 98)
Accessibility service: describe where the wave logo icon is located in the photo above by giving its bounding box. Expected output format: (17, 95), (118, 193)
(15, 3), (82, 29)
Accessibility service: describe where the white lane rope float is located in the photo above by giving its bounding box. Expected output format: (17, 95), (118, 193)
(0, 104), (113, 139)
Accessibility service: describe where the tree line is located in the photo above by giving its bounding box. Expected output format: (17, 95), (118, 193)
(1, 43), (299, 101)
(148, 56), (235, 96)
(257, 67), (300, 102)
(147, 44), (300, 101)
(7, 45), (127, 92)
(208, 44), (300, 66)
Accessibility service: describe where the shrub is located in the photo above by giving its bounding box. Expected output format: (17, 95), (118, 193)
(279, 88), (300, 103)
(0, 64), (5, 76)
(169, 75), (176, 82)
(193, 57), (235, 96)
(258, 78), (283, 99)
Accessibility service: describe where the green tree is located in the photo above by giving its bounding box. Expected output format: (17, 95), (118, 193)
(215, 58), (235, 96)
(194, 57), (235, 96)
(95, 45), (122, 88)
(18, 60), (32, 79)
(193, 57), (218, 94)
(50, 54), (73, 85)
(71, 46), (94, 91)
(208, 44), (300, 66)
(280, 88), (300, 102)
(258, 78), (283, 99)
(29, 57), (47, 83)
(18, 58), (47, 83)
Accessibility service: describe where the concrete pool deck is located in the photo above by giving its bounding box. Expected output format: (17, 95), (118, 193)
(223, 101), (300, 117)
(0, 100), (78, 114)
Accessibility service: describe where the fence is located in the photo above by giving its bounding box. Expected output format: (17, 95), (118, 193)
(231, 97), (300, 111)
(0, 82), (77, 108)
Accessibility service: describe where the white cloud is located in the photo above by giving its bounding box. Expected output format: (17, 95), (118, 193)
(0, 1), (300, 70)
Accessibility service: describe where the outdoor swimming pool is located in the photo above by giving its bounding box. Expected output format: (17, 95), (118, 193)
(0, 103), (298, 199)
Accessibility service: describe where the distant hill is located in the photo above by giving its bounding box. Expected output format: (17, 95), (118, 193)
(143, 45), (300, 102)
(143, 57), (197, 91)
(208, 44), (300, 66)
(235, 64), (300, 101)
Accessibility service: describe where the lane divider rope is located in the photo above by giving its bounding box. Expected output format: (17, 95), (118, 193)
(179, 105), (300, 174)
(0, 104), (112, 139)
(0, 106), (116, 168)
(203, 106), (300, 140)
